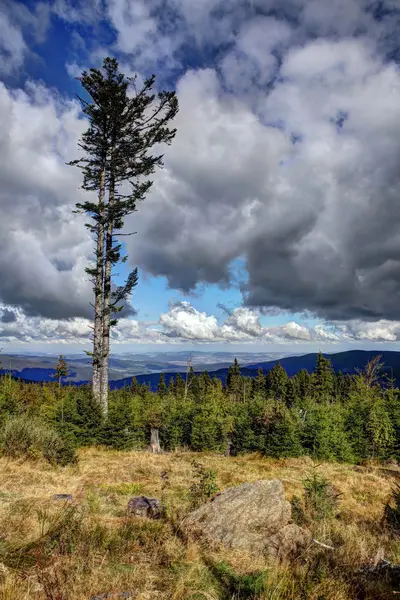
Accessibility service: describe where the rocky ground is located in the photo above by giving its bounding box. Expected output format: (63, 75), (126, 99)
(0, 448), (399, 599)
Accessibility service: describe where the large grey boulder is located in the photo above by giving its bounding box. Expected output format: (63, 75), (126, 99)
(184, 479), (310, 556)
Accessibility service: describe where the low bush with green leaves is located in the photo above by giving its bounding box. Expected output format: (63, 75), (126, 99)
(384, 484), (400, 531)
(189, 460), (219, 510)
(0, 416), (76, 466)
(302, 471), (341, 522)
(210, 561), (268, 599)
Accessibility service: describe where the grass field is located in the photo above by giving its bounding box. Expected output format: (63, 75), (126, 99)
(0, 448), (398, 599)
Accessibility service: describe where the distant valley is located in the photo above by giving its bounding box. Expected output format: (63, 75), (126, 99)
(1, 349), (399, 390)
(0, 350), (292, 385)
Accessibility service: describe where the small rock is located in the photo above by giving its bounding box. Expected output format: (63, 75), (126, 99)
(89, 593), (133, 600)
(53, 494), (73, 502)
(265, 523), (311, 558)
(359, 559), (400, 587)
(127, 496), (162, 519)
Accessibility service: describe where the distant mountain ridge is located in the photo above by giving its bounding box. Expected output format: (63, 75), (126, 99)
(0, 350), (288, 383)
(109, 349), (400, 390)
(2, 349), (399, 390)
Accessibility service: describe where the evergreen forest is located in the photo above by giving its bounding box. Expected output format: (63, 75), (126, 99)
(1, 353), (398, 466)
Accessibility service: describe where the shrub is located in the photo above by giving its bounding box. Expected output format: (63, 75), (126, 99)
(211, 561), (268, 599)
(384, 484), (400, 532)
(262, 402), (303, 458)
(190, 404), (223, 452)
(303, 472), (341, 522)
(0, 416), (76, 466)
(189, 460), (219, 510)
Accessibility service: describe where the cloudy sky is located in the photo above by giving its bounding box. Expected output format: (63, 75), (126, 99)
(1, 0), (400, 353)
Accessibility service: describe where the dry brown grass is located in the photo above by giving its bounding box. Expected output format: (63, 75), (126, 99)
(0, 448), (398, 599)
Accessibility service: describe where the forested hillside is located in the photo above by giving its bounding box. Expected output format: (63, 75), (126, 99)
(1, 353), (398, 465)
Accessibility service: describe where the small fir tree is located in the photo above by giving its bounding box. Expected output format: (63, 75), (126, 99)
(266, 362), (288, 402)
(55, 355), (69, 389)
(227, 359), (243, 402)
(314, 352), (335, 399)
(296, 369), (312, 398)
(367, 397), (395, 459)
(174, 373), (186, 398)
(131, 376), (140, 395)
(252, 367), (265, 398)
(157, 373), (167, 397)
(55, 355), (69, 426)
(167, 375), (175, 395)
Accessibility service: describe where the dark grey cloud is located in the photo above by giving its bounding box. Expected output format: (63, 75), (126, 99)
(0, 309), (16, 323)
(123, 7), (400, 323)
(3, 0), (400, 331)
(0, 80), (95, 319)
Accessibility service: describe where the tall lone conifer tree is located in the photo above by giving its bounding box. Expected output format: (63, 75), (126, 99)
(55, 355), (69, 389)
(69, 58), (178, 415)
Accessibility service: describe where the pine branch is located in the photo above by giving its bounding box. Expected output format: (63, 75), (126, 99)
(114, 232), (137, 236)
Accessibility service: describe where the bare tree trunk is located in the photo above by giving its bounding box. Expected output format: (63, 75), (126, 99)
(99, 174), (114, 416)
(93, 167), (106, 413)
(149, 427), (161, 453)
(184, 354), (192, 400)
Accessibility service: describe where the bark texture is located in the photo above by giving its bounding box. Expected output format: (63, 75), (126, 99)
(100, 176), (114, 413)
(92, 167), (106, 413)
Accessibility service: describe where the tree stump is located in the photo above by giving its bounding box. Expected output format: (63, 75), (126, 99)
(149, 427), (161, 453)
(225, 437), (232, 457)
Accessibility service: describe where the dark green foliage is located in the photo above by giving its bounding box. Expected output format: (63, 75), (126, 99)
(157, 372), (167, 397)
(190, 403), (223, 451)
(0, 355), (399, 463)
(252, 367), (265, 398)
(334, 371), (347, 398)
(72, 386), (104, 446)
(266, 361), (288, 402)
(285, 378), (298, 407)
(174, 373), (186, 398)
(167, 376), (175, 395)
(300, 401), (355, 462)
(189, 460), (219, 509)
(230, 400), (264, 455)
(161, 397), (193, 450)
(70, 57), (178, 284)
(261, 401), (303, 458)
(210, 561), (268, 599)
(366, 396), (395, 459)
(386, 387), (400, 460)
(0, 416), (76, 466)
(296, 368), (312, 398)
(227, 358), (242, 402)
(130, 377), (140, 394)
(55, 355), (69, 386)
(314, 352), (335, 399)
(99, 391), (145, 450)
(384, 484), (400, 532)
(69, 57), (179, 413)
(303, 472), (341, 521)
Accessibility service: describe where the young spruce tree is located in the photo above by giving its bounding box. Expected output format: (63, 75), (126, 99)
(55, 355), (69, 389)
(69, 58), (178, 416)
